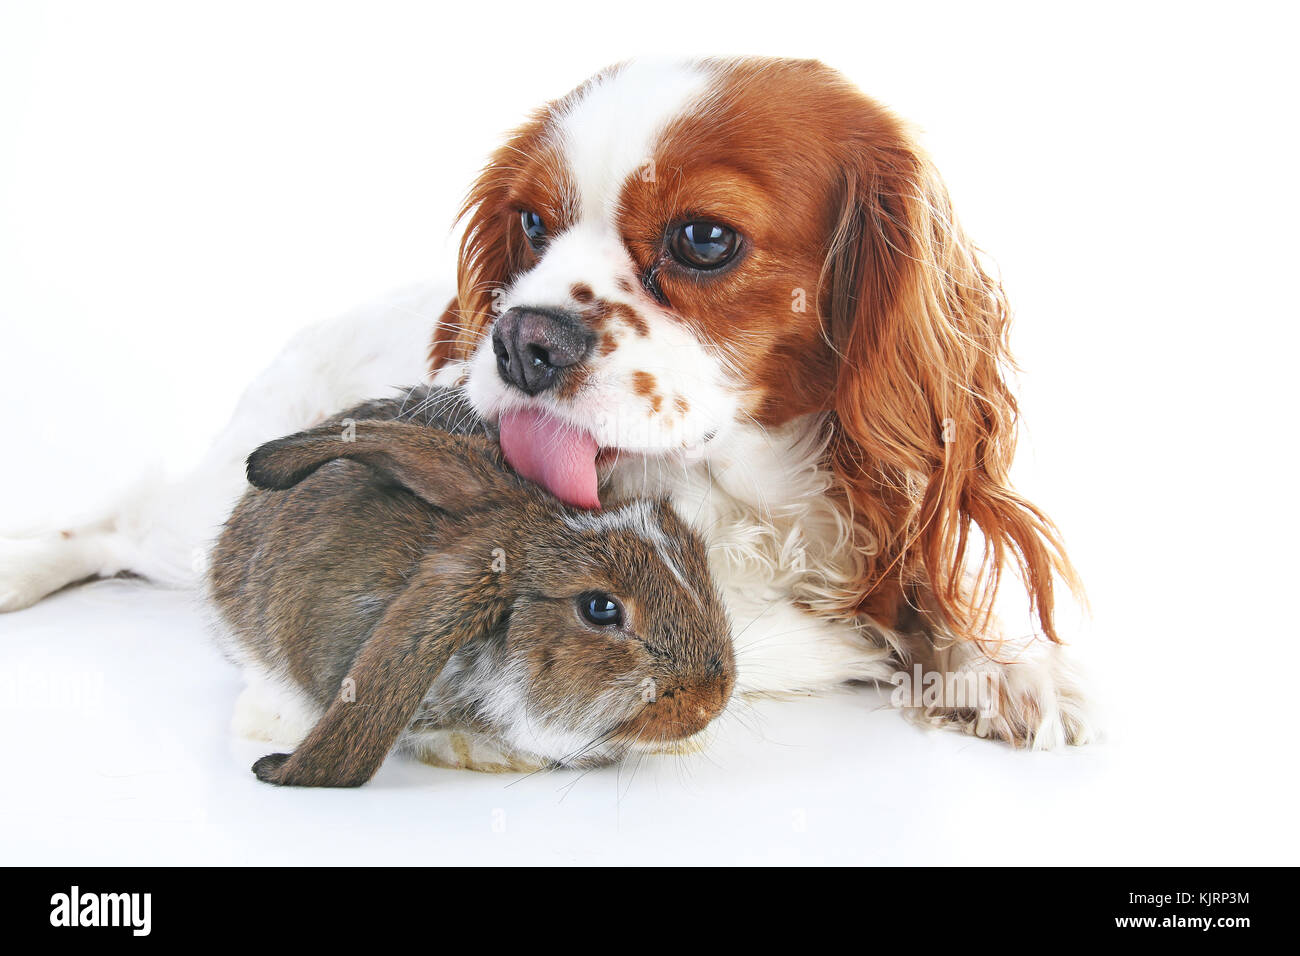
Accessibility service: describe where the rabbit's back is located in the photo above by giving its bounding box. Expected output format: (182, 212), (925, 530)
(209, 389), (490, 706)
(320, 385), (493, 439)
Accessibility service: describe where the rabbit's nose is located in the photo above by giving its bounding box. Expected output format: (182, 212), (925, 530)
(492, 307), (593, 396)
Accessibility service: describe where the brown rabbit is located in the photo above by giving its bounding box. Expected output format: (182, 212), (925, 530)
(208, 387), (735, 787)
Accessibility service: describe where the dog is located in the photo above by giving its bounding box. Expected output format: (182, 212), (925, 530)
(0, 56), (1092, 750)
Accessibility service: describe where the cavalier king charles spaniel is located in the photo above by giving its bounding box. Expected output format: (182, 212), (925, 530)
(0, 56), (1092, 751)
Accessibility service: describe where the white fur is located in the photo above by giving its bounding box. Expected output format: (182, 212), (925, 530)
(556, 59), (711, 222)
(463, 218), (740, 457)
(230, 664), (322, 746)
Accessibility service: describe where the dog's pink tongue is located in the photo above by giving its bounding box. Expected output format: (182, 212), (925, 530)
(498, 408), (601, 510)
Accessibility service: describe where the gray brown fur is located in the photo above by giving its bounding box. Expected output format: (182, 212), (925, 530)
(208, 386), (735, 787)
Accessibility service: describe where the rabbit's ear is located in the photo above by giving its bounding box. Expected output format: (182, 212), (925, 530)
(247, 420), (515, 512)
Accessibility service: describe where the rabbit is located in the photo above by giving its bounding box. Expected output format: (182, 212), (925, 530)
(207, 386), (736, 787)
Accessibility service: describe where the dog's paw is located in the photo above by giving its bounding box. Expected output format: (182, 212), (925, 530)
(0, 535), (87, 613)
(902, 640), (1097, 749)
(1000, 646), (1096, 748)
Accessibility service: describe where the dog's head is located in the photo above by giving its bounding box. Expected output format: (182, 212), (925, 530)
(432, 56), (1077, 641)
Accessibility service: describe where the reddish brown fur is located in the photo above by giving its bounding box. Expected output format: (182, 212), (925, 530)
(630, 370), (663, 414)
(611, 676), (733, 743)
(609, 302), (648, 337)
(555, 363), (593, 400)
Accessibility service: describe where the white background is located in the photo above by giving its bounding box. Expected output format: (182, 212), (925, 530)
(1, 0), (1297, 864)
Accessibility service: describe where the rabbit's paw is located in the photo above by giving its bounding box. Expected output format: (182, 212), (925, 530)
(231, 680), (318, 745)
(406, 729), (544, 773)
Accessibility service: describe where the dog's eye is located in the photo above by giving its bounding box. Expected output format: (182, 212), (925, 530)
(520, 210), (548, 250)
(579, 592), (624, 627)
(669, 221), (739, 270)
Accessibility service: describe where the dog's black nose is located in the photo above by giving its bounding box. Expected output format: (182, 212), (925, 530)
(491, 307), (592, 395)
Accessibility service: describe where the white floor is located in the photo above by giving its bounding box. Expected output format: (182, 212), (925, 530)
(0, 571), (1287, 865)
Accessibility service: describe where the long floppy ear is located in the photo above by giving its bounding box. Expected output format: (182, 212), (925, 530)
(430, 68), (626, 375)
(428, 110), (551, 374)
(253, 556), (511, 788)
(246, 420), (516, 512)
(822, 122), (1082, 645)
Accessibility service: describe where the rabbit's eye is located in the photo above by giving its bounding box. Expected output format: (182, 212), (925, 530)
(579, 593), (624, 627)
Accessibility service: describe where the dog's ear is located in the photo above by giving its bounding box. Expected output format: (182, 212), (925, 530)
(821, 113), (1081, 644)
(429, 110), (552, 374)
(247, 420), (516, 513)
